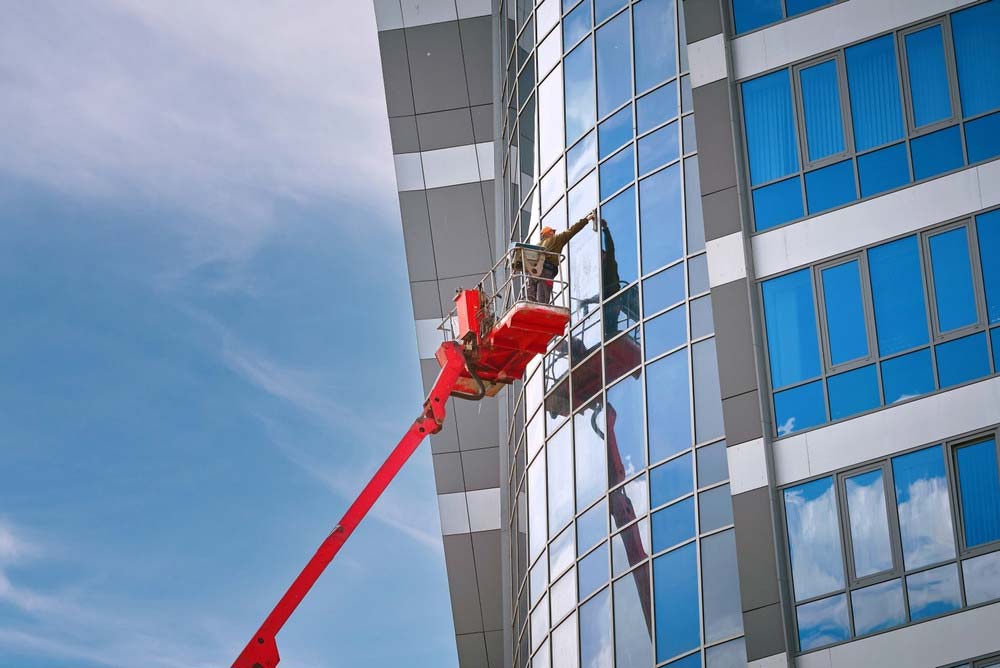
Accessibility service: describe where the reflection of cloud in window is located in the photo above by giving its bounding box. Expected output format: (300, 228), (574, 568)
(846, 473), (892, 577)
(896, 476), (955, 568)
(963, 551), (1000, 605)
(797, 594), (848, 650)
(851, 579), (904, 635)
(785, 481), (843, 600)
(778, 416), (796, 436)
(906, 565), (961, 617)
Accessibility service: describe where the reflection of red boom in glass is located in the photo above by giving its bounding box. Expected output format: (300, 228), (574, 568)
(607, 403), (653, 635)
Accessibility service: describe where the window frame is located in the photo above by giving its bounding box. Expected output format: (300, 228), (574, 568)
(949, 433), (1000, 558)
(727, 0), (846, 38)
(921, 218), (989, 343)
(836, 462), (904, 588)
(897, 18), (964, 138)
(792, 53), (854, 170)
(814, 253), (878, 374)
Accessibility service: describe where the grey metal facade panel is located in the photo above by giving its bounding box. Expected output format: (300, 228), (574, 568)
(443, 532), (487, 635)
(421, 359), (461, 454)
(471, 104), (493, 143)
(480, 180), (496, 254)
(434, 451), (467, 495)
(398, 190), (438, 282)
(471, 529), (503, 632)
(722, 389), (764, 445)
(389, 114), (420, 153)
(461, 446), (501, 491)
(453, 385), (500, 450)
(378, 28), (415, 118)
(692, 80), (739, 197)
(683, 0), (724, 43)
(702, 185), (742, 242)
(437, 272), (489, 306)
(426, 183), (494, 279)
(484, 629), (503, 668)
(417, 108), (476, 151)
(456, 632), (490, 667)
(710, 278), (758, 400)
(732, 487), (780, 612)
(405, 21), (471, 115)
(458, 16), (493, 107)
(743, 603), (787, 662)
(410, 279), (443, 319)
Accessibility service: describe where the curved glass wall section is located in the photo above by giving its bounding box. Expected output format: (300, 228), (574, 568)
(500, 1), (745, 667)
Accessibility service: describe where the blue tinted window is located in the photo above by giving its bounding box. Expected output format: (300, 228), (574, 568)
(951, 0), (1000, 117)
(881, 348), (935, 404)
(994, 328), (1000, 368)
(595, 0), (627, 23)
(827, 364), (880, 420)
(565, 39), (597, 146)
(905, 25), (953, 127)
(786, 0), (833, 17)
(697, 441), (728, 488)
(892, 445), (956, 570)
(844, 469), (894, 578)
(785, 477), (843, 600)
(762, 269), (821, 388)
(977, 210), (1000, 324)
(599, 104), (633, 159)
(851, 579), (905, 636)
(797, 594), (850, 651)
(821, 260), (868, 364)
(963, 550), (1000, 605)
(639, 162), (683, 272)
(928, 227), (978, 333)
(601, 185), (638, 292)
(578, 542), (610, 596)
(857, 142), (910, 197)
(701, 529), (744, 643)
(580, 586), (612, 668)
(643, 263), (684, 314)
(600, 144), (635, 200)
(644, 305), (687, 359)
(606, 372), (646, 483)
(577, 499), (608, 555)
(652, 497), (695, 552)
(637, 80), (678, 134)
(699, 484), (734, 532)
(654, 543), (700, 662)
(752, 176), (804, 230)
(638, 121), (679, 174)
(868, 236), (929, 356)
(800, 59), (845, 161)
(805, 159), (856, 214)
(907, 563), (961, 621)
(563, 0), (592, 50)
(568, 130), (598, 186)
(665, 653), (701, 668)
(911, 125), (964, 180)
(596, 12), (632, 118)
(774, 380), (826, 437)
(936, 331), (991, 388)
(732, 0), (782, 35)
(650, 452), (692, 507)
(647, 348), (691, 462)
(846, 35), (905, 151)
(965, 111), (1000, 163)
(634, 0), (677, 92)
(955, 439), (1000, 548)
(742, 70), (799, 185)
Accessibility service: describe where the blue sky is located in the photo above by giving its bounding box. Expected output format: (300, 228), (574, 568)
(0, 2), (458, 667)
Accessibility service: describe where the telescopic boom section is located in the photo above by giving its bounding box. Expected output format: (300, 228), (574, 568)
(231, 342), (469, 668)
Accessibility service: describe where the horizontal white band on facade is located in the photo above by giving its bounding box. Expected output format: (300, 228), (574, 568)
(773, 375), (1000, 487)
(732, 0), (979, 81)
(706, 231), (747, 288)
(728, 438), (769, 495)
(394, 141), (495, 193)
(747, 653), (787, 668)
(374, 0), (492, 32)
(797, 600), (1000, 668)
(438, 487), (501, 535)
(688, 33), (728, 88)
(753, 158), (1000, 280)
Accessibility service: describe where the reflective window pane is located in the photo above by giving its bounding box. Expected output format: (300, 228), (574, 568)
(827, 364), (880, 421)
(633, 0), (677, 92)
(637, 80), (678, 134)
(786, 0), (833, 17)
(844, 468), (894, 578)
(951, 0), (1000, 117)
(638, 120), (679, 174)
(665, 653), (701, 668)
(697, 441), (727, 488)
(804, 159), (856, 215)
(706, 637), (746, 668)
(595, 12), (632, 118)
(821, 259), (869, 365)
(955, 439), (1000, 548)
(892, 445), (956, 570)
(966, 111), (1000, 163)
(643, 263), (685, 314)
(575, 401), (608, 513)
(551, 612), (579, 668)
(639, 162), (683, 272)
(962, 550), (1000, 606)
(784, 476), (844, 600)
(651, 452), (693, 508)
(599, 144), (635, 200)
(578, 499), (608, 556)
(689, 253), (709, 295)
(977, 209), (1000, 324)
(531, 552), (549, 605)
(800, 59), (845, 162)
(580, 586), (612, 668)
(595, 0), (627, 23)
(752, 175), (804, 230)
(907, 563), (961, 621)
(652, 497), (695, 552)
(612, 517), (650, 576)
(565, 39), (596, 145)
(568, 130), (598, 185)
(548, 425), (574, 537)
(654, 543), (700, 662)
(905, 25), (953, 127)
(699, 484), (734, 533)
(742, 70), (799, 185)
(797, 593), (849, 651)
(614, 563), (653, 668)
(929, 227), (978, 333)
(762, 268), (821, 388)
(869, 236), (929, 356)
(598, 104), (633, 159)
(607, 373), (647, 484)
(539, 66), (565, 168)
(693, 338), (724, 443)
(702, 529), (744, 643)
(563, 0), (592, 50)
(774, 380), (827, 437)
(690, 294), (714, 339)
(529, 452), (548, 559)
(857, 142), (910, 200)
(846, 35), (905, 151)
(881, 347), (935, 404)
(647, 348), (692, 462)
(732, 0), (781, 34)
(579, 541), (609, 597)
(531, 594), (549, 651)
(936, 331), (991, 388)
(551, 524), (577, 578)
(551, 567), (577, 622)
(601, 185), (638, 295)
(851, 578), (905, 636)
(911, 125), (964, 181)
(644, 305), (687, 360)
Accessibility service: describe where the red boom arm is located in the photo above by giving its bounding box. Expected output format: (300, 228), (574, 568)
(232, 341), (469, 668)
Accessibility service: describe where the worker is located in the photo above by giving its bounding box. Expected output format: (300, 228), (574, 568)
(528, 211), (595, 303)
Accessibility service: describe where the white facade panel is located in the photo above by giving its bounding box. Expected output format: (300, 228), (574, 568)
(706, 231), (748, 288)
(728, 438), (769, 495)
(438, 491), (471, 535)
(394, 152), (426, 192)
(401, 0), (458, 28)
(689, 33), (728, 88)
(466, 487), (501, 532)
(421, 143), (482, 190)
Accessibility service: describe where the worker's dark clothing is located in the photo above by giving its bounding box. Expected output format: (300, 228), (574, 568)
(601, 224), (624, 337)
(528, 217), (590, 303)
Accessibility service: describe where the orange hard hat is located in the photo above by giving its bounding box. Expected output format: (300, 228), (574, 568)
(541, 226), (555, 237)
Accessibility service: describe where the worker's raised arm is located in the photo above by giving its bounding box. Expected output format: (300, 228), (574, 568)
(549, 212), (594, 250)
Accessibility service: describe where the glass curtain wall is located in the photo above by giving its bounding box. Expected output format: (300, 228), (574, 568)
(500, 2), (745, 667)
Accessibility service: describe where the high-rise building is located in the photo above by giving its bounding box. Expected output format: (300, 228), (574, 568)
(372, 1), (1000, 668)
